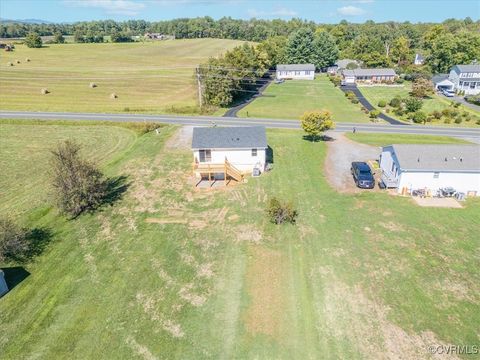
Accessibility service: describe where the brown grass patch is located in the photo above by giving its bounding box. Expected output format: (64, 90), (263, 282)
(318, 271), (459, 359)
(243, 246), (288, 339)
(145, 217), (187, 224)
(235, 224), (262, 244)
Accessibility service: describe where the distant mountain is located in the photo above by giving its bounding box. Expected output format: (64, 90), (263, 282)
(0, 18), (53, 24)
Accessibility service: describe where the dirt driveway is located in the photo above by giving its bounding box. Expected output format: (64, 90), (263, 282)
(324, 133), (381, 193)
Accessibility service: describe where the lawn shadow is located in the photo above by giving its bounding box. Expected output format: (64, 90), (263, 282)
(266, 145), (274, 164)
(102, 175), (131, 207)
(1, 267), (30, 293)
(25, 227), (54, 260)
(302, 134), (336, 142)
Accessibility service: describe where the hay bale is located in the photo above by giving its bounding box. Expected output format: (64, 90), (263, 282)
(7, 62), (13, 66)
(15, 59), (20, 64)
(41, 88), (50, 95)
(89, 82), (97, 88)
(25, 58), (30, 62)
(110, 93), (117, 99)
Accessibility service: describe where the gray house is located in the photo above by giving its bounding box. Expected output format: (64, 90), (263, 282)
(448, 64), (480, 95)
(276, 64), (315, 80)
(327, 59), (361, 74)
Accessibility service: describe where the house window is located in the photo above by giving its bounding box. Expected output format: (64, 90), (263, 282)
(295, 71), (301, 75)
(391, 162), (395, 173)
(251, 148), (257, 157)
(433, 172), (439, 179)
(199, 149), (211, 163)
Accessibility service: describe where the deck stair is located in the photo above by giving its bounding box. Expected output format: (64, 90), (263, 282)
(193, 159), (244, 186)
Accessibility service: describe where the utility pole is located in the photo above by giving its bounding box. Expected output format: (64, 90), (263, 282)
(196, 67), (203, 108)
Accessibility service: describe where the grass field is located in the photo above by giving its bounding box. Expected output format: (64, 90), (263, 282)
(345, 132), (471, 146)
(238, 75), (372, 122)
(359, 84), (480, 126)
(0, 39), (244, 114)
(1, 122), (479, 359)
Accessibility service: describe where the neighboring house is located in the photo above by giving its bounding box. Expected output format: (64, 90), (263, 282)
(380, 144), (480, 196)
(432, 74), (455, 91)
(414, 53), (425, 65)
(327, 59), (361, 74)
(144, 33), (175, 40)
(0, 270), (8, 297)
(448, 64), (480, 95)
(276, 64), (315, 80)
(341, 68), (397, 84)
(192, 126), (268, 185)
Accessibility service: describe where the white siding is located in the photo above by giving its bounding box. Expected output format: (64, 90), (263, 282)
(276, 70), (315, 80)
(398, 171), (480, 195)
(193, 148), (266, 172)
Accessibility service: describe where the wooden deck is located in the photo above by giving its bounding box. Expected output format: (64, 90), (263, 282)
(193, 159), (244, 187)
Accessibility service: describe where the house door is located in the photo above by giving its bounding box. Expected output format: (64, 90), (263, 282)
(199, 149), (211, 163)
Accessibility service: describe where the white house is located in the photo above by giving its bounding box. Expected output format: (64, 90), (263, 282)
(341, 68), (397, 84)
(192, 126), (267, 184)
(414, 53), (425, 66)
(380, 144), (480, 196)
(448, 64), (480, 95)
(0, 270), (8, 297)
(276, 64), (315, 80)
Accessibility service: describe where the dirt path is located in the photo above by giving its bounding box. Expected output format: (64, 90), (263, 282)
(164, 126), (193, 150)
(324, 133), (381, 193)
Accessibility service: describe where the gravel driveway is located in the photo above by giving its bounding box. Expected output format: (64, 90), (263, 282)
(324, 133), (381, 193)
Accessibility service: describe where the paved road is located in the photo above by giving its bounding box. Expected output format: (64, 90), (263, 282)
(453, 95), (480, 112)
(339, 84), (405, 125)
(1, 110), (479, 140)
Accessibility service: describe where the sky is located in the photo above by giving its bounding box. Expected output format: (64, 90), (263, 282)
(0, 0), (479, 24)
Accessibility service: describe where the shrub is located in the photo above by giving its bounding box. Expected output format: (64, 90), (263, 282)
(444, 118), (452, 124)
(345, 91), (355, 99)
(266, 197), (298, 225)
(0, 217), (29, 262)
(369, 109), (381, 119)
(431, 110), (442, 120)
(394, 108), (404, 116)
(389, 97), (401, 108)
(395, 78), (404, 84)
(378, 100), (387, 107)
(454, 117), (463, 124)
(412, 111), (427, 124)
(404, 97), (423, 112)
(330, 76), (341, 87)
(51, 140), (108, 218)
(351, 98), (359, 104)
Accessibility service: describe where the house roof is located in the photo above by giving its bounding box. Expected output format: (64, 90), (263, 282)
(276, 64), (315, 71)
(342, 68), (396, 77)
(335, 59), (359, 69)
(415, 53), (425, 62)
(452, 64), (480, 73)
(432, 74), (448, 83)
(384, 144), (480, 172)
(192, 126), (267, 150)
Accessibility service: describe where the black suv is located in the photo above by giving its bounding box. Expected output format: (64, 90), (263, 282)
(351, 162), (375, 189)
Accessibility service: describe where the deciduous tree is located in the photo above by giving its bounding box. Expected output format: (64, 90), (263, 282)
(24, 32), (42, 48)
(301, 110), (335, 140)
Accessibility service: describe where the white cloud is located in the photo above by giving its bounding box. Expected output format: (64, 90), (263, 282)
(64, 0), (145, 16)
(344, 0), (374, 3)
(337, 5), (366, 16)
(247, 7), (297, 18)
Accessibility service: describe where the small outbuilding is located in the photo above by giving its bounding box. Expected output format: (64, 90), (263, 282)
(192, 126), (267, 186)
(414, 53), (425, 66)
(0, 270), (8, 297)
(380, 144), (480, 196)
(276, 64), (315, 80)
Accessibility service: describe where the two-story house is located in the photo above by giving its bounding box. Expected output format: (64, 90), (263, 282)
(448, 64), (480, 95)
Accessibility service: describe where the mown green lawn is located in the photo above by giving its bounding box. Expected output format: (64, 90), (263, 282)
(345, 132), (471, 147)
(1, 122), (479, 359)
(0, 39), (244, 114)
(359, 84), (480, 126)
(238, 75), (372, 122)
